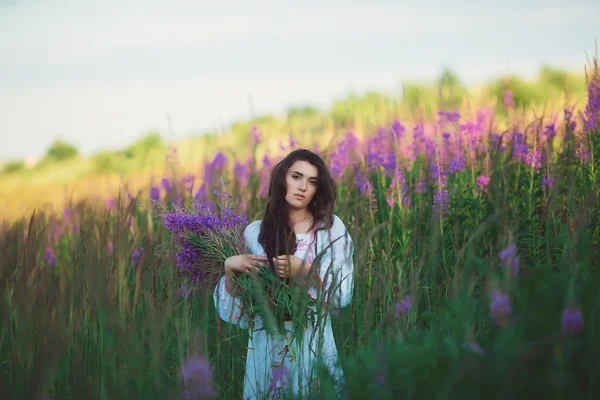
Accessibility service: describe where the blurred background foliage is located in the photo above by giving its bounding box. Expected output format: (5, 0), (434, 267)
(0, 65), (589, 221)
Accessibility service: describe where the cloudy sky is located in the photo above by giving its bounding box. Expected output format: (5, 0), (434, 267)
(0, 0), (597, 161)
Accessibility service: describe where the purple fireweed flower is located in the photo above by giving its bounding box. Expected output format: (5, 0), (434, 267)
(45, 247), (57, 266)
(329, 132), (361, 178)
(448, 155), (465, 174)
(251, 124), (261, 144)
(525, 149), (543, 169)
(105, 198), (116, 211)
(561, 306), (584, 336)
(108, 243), (114, 253)
(476, 175), (491, 190)
(63, 207), (71, 219)
(180, 355), (216, 399)
(542, 123), (556, 142)
(490, 134), (505, 152)
(564, 107), (577, 132)
(182, 174), (195, 191)
(163, 212), (220, 237)
(414, 180), (427, 194)
(234, 161), (250, 187)
(385, 195), (394, 208)
(149, 186), (160, 202)
(583, 68), (600, 132)
(355, 172), (373, 196)
(511, 133), (529, 162)
(161, 178), (172, 192)
(211, 152), (227, 170)
(132, 248), (143, 264)
(503, 89), (514, 108)
(270, 365), (290, 392)
(432, 188), (449, 217)
(490, 290), (511, 326)
(542, 175), (554, 189)
(438, 110), (461, 124)
(575, 146), (592, 164)
(499, 242), (519, 275)
(179, 285), (195, 299)
(391, 119), (405, 140)
(395, 295), (411, 318)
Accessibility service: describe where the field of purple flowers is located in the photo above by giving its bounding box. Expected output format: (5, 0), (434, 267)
(1, 59), (600, 399)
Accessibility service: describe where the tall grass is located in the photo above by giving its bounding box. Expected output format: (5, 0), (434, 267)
(1, 65), (599, 399)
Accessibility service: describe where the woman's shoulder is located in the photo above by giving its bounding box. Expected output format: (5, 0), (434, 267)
(243, 220), (262, 238)
(318, 214), (349, 235)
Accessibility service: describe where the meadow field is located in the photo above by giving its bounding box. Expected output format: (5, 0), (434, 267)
(1, 61), (599, 399)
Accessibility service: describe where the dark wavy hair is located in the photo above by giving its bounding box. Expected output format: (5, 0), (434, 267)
(258, 148), (337, 271)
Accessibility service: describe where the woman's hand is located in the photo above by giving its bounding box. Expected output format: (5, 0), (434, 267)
(224, 254), (268, 295)
(225, 254), (268, 276)
(273, 255), (307, 279)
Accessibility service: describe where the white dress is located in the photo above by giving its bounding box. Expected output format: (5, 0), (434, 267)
(213, 215), (354, 400)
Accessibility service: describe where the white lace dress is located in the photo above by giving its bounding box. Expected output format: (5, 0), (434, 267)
(213, 215), (354, 399)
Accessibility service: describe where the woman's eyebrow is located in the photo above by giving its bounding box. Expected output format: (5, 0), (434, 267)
(292, 171), (318, 179)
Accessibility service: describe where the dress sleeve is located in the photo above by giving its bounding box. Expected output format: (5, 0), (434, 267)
(212, 221), (261, 328)
(308, 215), (355, 308)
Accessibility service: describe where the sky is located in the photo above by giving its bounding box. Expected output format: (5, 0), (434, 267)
(0, 0), (598, 161)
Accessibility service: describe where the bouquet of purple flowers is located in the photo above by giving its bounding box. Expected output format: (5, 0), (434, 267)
(155, 181), (317, 332)
(155, 185), (249, 287)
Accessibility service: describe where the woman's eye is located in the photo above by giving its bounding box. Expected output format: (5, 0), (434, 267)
(293, 175), (300, 180)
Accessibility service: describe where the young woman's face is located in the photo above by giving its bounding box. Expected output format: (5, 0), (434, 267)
(284, 160), (318, 210)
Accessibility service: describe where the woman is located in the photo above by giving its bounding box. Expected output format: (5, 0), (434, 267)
(213, 149), (354, 399)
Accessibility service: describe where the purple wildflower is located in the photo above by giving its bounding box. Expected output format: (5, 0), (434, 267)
(499, 242), (519, 275)
(525, 149), (543, 169)
(432, 188), (449, 217)
(183, 174), (195, 192)
(391, 119), (405, 140)
(476, 175), (491, 190)
(108, 242), (114, 253)
(448, 155), (465, 173)
(490, 290), (511, 326)
(132, 248), (142, 264)
(438, 110), (461, 123)
(270, 365), (289, 392)
(583, 67), (599, 132)
(149, 186), (160, 202)
(542, 123), (556, 142)
(234, 161), (250, 188)
(251, 125), (261, 144)
(395, 295), (411, 318)
(561, 306), (584, 336)
(542, 175), (554, 189)
(45, 247), (57, 266)
(180, 355), (216, 399)
(575, 146), (592, 164)
(386, 195), (394, 208)
(161, 178), (172, 192)
(503, 89), (514, 108)
(355, 171), (373, 196)
(63, 207), (71, 218)
(105, 198), (116, 211)
(211, 152), (227, 170)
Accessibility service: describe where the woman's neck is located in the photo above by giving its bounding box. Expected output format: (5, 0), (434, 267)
(288, 208), (313, 232)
